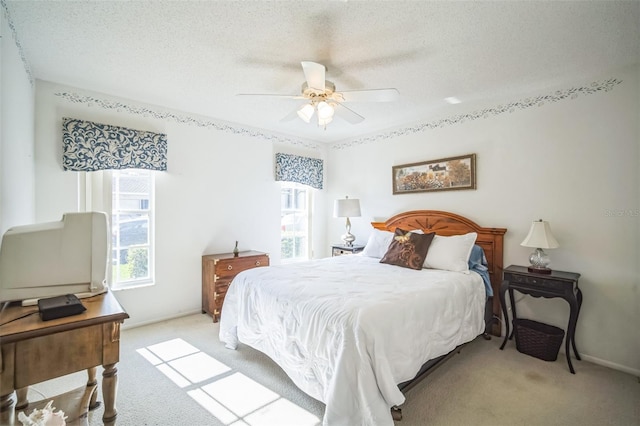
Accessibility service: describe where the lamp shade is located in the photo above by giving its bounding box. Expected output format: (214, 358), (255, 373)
(317, 101), (335, 119)
(297, 104), (315, 123)
(521, 220), (559, 249)
(333, 197), (361, 218)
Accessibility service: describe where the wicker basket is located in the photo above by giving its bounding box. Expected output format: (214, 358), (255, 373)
(515, 319), (564, 361)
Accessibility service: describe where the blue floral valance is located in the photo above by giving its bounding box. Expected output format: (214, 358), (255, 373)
(62, 117), (167, 171)
(275, 153), (323, 190)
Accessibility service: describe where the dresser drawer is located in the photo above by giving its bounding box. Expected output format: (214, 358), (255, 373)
(214, 278), (232, 292)
(215, 255), (269, 278)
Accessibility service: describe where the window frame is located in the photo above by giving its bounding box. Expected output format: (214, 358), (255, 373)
(280, 182), (312, 263)
(79, 169), (155, 290)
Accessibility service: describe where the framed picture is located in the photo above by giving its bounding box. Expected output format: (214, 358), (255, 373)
(392, 154), (476, 194)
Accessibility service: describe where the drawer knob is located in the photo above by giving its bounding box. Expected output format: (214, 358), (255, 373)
(256, 261), (261, 266)
(227, 265), (233, 271)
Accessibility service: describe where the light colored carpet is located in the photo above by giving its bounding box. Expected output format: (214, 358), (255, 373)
(25, 313), (639, 426)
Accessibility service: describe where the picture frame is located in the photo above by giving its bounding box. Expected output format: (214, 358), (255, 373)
(392, 154), (476, 194)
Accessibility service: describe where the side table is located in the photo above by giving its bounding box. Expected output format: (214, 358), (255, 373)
(499, 265), (582, 373)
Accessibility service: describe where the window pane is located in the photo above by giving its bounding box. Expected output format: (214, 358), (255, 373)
(111, 169), (153, 287)
(113, 172), (150, 211)
(280, 183), (310, 261)
(119, 216), (149, 247)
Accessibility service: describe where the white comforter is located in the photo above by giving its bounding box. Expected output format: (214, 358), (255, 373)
(219, 255), (485, 426)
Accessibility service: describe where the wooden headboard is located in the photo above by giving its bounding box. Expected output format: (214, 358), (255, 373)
(372, 210), (507, 337)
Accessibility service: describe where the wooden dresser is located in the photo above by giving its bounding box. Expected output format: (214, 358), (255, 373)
(202, 250), (269, 322)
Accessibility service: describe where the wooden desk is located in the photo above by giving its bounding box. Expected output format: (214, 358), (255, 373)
(0, 290), (129, 425)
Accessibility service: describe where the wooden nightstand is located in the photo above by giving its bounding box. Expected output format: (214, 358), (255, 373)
(332, 244), (365, 256)
(202, 250), (269, 322)
(499, 265), (582, 373)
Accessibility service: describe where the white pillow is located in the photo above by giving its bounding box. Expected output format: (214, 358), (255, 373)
(361, 229), (394, 259)
(423, 232), (478, 273)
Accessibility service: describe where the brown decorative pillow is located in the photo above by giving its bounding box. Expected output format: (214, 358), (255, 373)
(380, 228), (435, 270)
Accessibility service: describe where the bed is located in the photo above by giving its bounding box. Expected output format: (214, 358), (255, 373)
(219, 210), (506, 426)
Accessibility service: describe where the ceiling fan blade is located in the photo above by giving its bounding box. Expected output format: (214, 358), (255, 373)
(236, 93), (304, 99)
(333, 102), (365, 125)
(336, 88), (400, 103)
(301, 61), (326, 92)
(280, 107), (301, 122)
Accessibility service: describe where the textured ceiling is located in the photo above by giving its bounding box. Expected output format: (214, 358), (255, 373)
(5, 1), (640, 144)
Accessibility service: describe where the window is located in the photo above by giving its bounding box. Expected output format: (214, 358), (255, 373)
(110, 169), (154, 288)
(280, 182), (311, 262)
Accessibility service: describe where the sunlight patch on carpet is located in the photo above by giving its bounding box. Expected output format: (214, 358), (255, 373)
(169, 352), (231, 383)
(146, 338), (199, 361)
(136, 347), (162, 365)
(201, 372), (279, 417)
(156, 363), (191, 388)
(188, 388), (239, 424)
(137, 338), (320, 425)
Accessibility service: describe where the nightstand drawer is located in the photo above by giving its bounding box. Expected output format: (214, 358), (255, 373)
(332, 247), (348, 256)
(332, 245), (364, 256)
(505, 272), (568, 290)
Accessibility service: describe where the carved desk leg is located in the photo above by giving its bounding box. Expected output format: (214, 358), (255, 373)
(15, 387), (28, 410)
(0, 342), (16, 421)
(87, 367), (100, 410)
(0, 392), (16, 425)
(102, 363), (119, 424)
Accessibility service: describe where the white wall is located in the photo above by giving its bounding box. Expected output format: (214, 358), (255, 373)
(0, 9), (35, 234)
(33, 81), (328, 327)
(326, 64), (640, 374)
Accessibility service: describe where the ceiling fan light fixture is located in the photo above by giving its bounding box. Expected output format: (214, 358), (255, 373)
(317, 101), (335, 120)
(318, 115), (333, 127)
(297, 103), (315, 123)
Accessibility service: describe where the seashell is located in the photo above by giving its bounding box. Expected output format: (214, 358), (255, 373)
(17, 400), (67, 426)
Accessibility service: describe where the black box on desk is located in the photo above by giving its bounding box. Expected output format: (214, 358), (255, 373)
(37, 294), (87, 321)
(515, 319), (564, 361)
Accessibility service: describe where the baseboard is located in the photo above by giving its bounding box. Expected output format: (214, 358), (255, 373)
(121, 309), (204, 331)
(579, 353), (640, 377)
(558, 347), (640, 377)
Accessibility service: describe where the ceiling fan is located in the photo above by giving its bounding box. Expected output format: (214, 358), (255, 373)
(237, 61), (399, 128)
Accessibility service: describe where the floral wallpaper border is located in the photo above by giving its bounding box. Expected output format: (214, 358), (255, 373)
(1, 0), (34, 86)
(56, 77), (622, 152)
(54, 92), (321, 150)
(330, 77), (622, 150)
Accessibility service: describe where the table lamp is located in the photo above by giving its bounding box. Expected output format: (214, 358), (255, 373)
(520, 219), (559, 274)
(333, 196), (361, 247)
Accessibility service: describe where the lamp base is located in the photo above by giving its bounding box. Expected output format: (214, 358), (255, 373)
(528, 266), (552, 275)
(341, 232), (355, 247)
